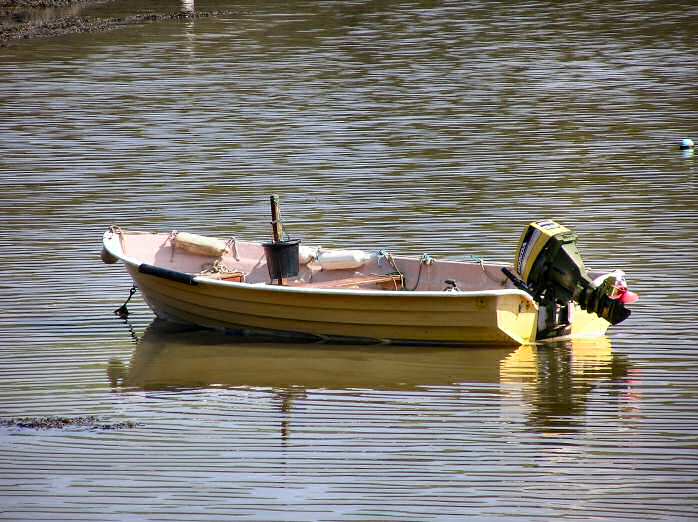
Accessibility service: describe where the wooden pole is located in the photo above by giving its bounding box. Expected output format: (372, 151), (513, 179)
(269, 194), (286, 285)
(270, 194), (283, 243)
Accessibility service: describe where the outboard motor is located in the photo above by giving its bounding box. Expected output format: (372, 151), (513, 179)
(510, 220), (633, 338)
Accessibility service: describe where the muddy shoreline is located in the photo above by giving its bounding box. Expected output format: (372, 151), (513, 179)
(2, 0), (89, 9)
(0, 0), (235, 46)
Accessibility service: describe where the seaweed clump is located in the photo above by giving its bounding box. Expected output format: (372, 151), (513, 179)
(0, 415), (137, 430)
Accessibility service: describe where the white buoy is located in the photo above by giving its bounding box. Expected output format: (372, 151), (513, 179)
(680, 138), (695, 150)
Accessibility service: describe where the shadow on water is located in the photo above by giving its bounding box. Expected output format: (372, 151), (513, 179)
(108, 319), (632, 437)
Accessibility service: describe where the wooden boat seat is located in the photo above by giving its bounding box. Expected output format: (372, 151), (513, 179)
(293, 273), (404, 290)
(199, 271), (245, 282)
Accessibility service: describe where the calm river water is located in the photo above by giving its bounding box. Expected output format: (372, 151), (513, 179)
(1, 1), (698, 520)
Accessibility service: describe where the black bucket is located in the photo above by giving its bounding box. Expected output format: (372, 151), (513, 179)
(263, 239), (300, 280)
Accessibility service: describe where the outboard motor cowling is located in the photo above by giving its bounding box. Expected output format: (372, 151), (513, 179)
(513, 220), (632, 337)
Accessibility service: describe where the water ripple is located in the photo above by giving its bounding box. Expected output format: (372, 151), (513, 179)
(1, 0), (698, 520)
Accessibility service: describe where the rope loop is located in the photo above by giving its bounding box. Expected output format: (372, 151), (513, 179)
(200, 259), (236, 274)
(168, 230), (179, 261)
(463, 254), (485, 271)
(107, 225), (123, 238)
(225, 236), (239, 261)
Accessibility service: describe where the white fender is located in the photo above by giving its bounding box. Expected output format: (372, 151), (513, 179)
(315, 249), (373, 270)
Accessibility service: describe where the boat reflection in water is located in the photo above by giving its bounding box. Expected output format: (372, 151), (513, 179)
(107, 320), (632, 437)
(500, 338), (633, 434)
(107, 320), (514, 390)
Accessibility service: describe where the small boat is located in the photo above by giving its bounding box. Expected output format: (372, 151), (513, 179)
(101, 198), (636, 347)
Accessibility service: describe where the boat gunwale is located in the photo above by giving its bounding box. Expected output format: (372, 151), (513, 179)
(103, 230), (537, 301)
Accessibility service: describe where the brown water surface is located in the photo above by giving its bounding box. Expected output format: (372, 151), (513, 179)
(1, 1), (698, 520)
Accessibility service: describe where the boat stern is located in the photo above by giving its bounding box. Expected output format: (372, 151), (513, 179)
(495, 294), (538, 345)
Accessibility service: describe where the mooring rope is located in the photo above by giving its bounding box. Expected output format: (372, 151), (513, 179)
(114, 285), (138, 318)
